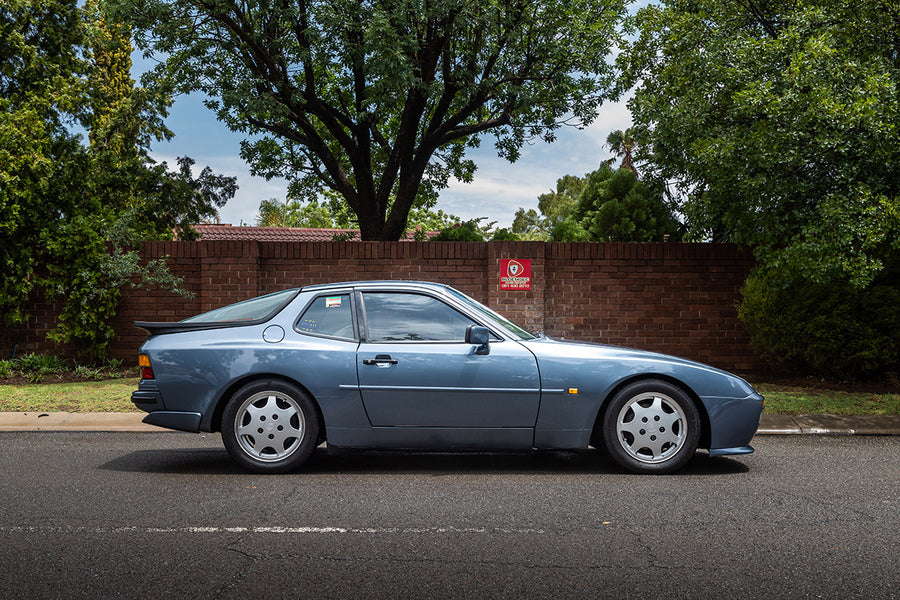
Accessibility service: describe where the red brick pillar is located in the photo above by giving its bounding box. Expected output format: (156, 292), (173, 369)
(487, 241), (545, 334)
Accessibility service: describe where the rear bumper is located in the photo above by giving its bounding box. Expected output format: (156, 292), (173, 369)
(141, 411), (202, 433)
(131, 381), (163, 413)
(132, 380), (202, 433)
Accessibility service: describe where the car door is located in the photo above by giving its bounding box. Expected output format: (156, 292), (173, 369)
(356, 291), (541, 432)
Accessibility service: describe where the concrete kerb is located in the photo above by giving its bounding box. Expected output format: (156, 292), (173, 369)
(0, 412), (159, 432)
(0, 412), (898, 435)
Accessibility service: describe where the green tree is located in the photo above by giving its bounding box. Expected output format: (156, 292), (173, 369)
(605, 128), (637, 175)
(255, 194), (458, 238)
(575, 165), (682, 242)
(256, 197), (350, 229)
(432, 219), (489, 242)
(111, 0), (627, 240)
(739, 257), (900, 378)
(0, 0), (235, 355)
(511, 208), (548, 240)
(619, 0), (900, 286)
(538, 174), (587, 224)
(511, 173), (587, 240)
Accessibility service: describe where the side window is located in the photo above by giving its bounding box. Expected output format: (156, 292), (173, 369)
(296, 294), (354, 339)
(363, 293), (477, 342)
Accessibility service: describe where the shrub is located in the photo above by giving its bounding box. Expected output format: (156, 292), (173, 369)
(74, 365), (105, 381)
(739, 266), (900, 379)
(14, 353), (68, 375)
(432, 219), (487, 242)
(490, 228), (519, 241)
(0, 360), (14, 379)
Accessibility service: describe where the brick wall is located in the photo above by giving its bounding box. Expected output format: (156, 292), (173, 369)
(2, 241), (763, 373)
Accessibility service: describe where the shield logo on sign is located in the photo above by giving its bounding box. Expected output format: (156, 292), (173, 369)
(508, 260), (523, 277)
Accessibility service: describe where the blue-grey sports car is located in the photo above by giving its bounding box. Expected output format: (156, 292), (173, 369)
(133, 280), (763, 474)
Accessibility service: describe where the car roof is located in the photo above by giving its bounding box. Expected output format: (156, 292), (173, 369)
(300, 280), (452, 293)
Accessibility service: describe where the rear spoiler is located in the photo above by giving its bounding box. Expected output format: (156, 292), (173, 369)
(134, 320), (256, 336)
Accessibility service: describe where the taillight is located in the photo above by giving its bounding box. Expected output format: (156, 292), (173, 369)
(138, 354), (154, 380)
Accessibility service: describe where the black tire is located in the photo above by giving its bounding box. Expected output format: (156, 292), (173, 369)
(221, 379), (320, 473)
(602, 379), (700, 474)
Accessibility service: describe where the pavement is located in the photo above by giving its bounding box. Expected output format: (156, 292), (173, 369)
(0, 412), (898, 434)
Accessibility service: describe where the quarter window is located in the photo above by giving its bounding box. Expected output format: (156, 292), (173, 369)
(296, 294), (354, 339)
(363, 293), (477, 342)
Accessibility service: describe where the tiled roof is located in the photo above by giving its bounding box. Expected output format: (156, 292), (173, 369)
(189, 224), (437, 242)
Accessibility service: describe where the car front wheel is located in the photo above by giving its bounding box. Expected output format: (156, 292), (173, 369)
(602, 380), (700, 474)
(222, 379), (319, 473)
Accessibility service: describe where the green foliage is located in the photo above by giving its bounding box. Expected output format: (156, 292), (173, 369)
(511, 208), (548, 240)
(490, 228), (519, 241)
(619, 0), (900, 285)
(405, 206), (461, 237)
(513, 164), (682, 242)
(576, 166), (683, 242)
(0, 1), (234, 356)
(14, 353), (68, 375)
(113, 0), (627, 239)
(432, 219), (491, 242)
(512, 173), (588, 240)
(605, 128), (637, 174)
(256, 197), (351, 229)
(0, 352), (133, 382)
(255, 193), (459, 239)
(538, 174), (587, 225)
(739, 263), (900, 379)
(74, 365), (105, 381)
(549, 218), (590, 242)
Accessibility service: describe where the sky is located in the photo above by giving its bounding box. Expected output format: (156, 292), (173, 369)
(141, 55), (635, 231)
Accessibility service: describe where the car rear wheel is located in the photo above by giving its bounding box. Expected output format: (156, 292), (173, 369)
(222, 379), (319, 473)
(602, 380), (700, 474)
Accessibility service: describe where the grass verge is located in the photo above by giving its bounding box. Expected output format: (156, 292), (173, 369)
(756, 383), (899, 415)
(0, 379), (139, 413)
(0, 379), (898, 415)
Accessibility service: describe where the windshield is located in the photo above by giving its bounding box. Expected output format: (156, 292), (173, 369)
(445, 288), (537, 340)
(181, 289), (298, 323)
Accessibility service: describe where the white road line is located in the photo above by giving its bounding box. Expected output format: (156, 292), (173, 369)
(1, 525), (546, 535)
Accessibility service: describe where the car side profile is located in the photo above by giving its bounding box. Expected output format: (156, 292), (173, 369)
(133, 281), (763, 474)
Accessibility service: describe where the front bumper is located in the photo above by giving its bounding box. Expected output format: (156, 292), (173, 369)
(706, 391), (765, 452)
(709, 445), (754, 457)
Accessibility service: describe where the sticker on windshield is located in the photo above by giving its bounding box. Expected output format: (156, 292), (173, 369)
(325, 296), (342, 308)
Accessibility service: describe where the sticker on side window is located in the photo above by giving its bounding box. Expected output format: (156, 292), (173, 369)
(298, 319), (318, 331)
(325, 296), (342, 308)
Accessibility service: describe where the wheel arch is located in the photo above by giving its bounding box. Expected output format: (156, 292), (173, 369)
(206, 374), (327, 444)
(589, 374), (711, 450)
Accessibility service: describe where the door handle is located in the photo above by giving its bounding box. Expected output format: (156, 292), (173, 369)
(363, 354), (399, 366)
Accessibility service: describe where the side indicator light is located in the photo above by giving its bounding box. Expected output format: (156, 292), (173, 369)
(568, 388), (578, 395)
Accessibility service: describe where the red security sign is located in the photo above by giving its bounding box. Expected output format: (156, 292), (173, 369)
(499, 259), (531, 290)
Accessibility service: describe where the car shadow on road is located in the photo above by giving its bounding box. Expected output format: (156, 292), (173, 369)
(100, 446), (750, 476)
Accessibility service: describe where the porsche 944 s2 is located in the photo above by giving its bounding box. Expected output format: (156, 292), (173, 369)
(133, 281), (763, 474)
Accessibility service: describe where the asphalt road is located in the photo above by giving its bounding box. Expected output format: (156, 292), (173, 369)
(0, 433), (896, 600)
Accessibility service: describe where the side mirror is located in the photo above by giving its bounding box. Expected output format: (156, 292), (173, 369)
(465, 325), (491, 355)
